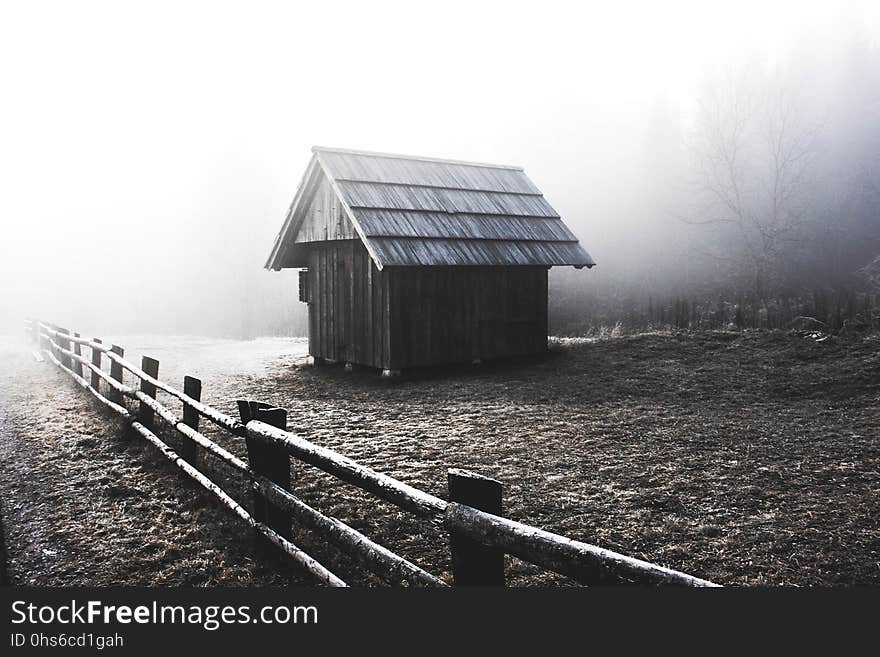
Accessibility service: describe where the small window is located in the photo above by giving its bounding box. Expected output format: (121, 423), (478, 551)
(298, 268), (310, 303)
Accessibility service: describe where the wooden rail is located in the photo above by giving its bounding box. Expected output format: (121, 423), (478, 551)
(444, 503), (717, 586)
(36, 324), (245, 436)
(24, 318), (720, 587)
(245, 420), (447, 518)
(35, 327), (345, 586)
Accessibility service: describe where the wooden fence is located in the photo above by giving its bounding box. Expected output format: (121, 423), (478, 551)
(23, 318), (720, 587)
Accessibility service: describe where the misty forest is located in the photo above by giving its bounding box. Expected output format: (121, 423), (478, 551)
(554, 43), (880, 338)
(1, 2), (879, 588)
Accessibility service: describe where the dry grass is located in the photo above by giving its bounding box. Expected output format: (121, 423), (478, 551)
(1, 330), (879, 586)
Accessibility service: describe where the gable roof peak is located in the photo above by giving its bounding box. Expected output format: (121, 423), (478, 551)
(312, 145), (525, 172)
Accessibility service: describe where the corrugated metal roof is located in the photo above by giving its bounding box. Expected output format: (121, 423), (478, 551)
(265, 147), (595, 270)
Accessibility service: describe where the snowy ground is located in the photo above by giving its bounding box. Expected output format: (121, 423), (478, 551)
(1, 330), (879, 586)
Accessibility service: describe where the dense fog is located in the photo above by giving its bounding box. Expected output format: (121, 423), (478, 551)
(1, 1), (878, 337)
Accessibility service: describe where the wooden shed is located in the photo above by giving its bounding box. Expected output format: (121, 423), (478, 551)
(265, 147), (594, 374)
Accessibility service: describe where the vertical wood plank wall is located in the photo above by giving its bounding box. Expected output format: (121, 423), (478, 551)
(306, 240), (549, 370)
(388, 263), (548, 369)
(308, 240), (392, 369)
(294, 173), (357, 244)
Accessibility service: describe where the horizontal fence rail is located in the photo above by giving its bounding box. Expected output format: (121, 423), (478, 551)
(23, 317), (720, 588)
(245, 421), (448, 519)
(443, 503), (716, 586)
(37, 324), (246, 436)
(32, 322), (345, 586)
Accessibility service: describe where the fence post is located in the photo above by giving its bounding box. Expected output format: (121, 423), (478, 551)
(90, 338), (103, 390)
(179, 375), (202, 465)
(139, 356), (159, 430)
(237, 400), (292, 553)
(57, 327), (72, 369)
(110, 345), (124, 404)
(37, 321), (48, 352)
(46, 323), (58, 355)
(72, 332), (84, 377)
(447, 468), (505, 586)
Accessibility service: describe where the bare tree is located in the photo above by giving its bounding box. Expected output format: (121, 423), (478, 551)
(688, 68), (820, 299)
(858, 255), (880, 291)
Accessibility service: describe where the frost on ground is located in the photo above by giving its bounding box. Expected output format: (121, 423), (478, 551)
(96, 335), (310, 385)
(0, 336), (310, 586)
(1, 331), (879, 586)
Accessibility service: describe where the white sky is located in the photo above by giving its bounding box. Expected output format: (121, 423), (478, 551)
(1, 0), (877, 332)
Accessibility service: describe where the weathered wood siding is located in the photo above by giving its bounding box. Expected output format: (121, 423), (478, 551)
(307, 240), (391, 369)
(306, 240), (548, 370)
(387, 265), (547, 369)
(295, 174), (357, 244)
